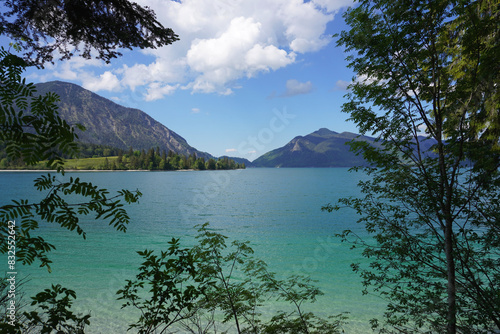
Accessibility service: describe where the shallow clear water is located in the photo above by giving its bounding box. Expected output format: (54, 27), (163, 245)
(1, 168), (385, 333)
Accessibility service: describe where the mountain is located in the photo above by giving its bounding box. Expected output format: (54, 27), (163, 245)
(252, 128), (376, 167)
(35, 81), (212, 159)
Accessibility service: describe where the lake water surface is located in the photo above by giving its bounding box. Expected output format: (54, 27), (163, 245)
(1, 168), (385, 333)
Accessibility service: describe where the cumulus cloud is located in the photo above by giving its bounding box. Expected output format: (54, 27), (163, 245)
(82, 71), (121, 92)
(245, 45), (296, 75)
(39, 0), (352, 97)
(33, 53), (104, 83)
(183, 16), (297, 94)
(284, 79), (314, 96)
(144, 82), (179, 101)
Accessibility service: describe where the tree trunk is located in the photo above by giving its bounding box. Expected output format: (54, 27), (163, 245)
(444, 217), (457, 334)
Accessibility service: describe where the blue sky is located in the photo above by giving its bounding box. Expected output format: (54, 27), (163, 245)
(17, 0), (359, 160)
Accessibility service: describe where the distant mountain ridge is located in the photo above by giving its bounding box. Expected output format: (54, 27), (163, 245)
(252, 128), (439, 167)
(252, 128), (376, 167)
(35, 81), (213, 159)
(31, 81), (430, 169)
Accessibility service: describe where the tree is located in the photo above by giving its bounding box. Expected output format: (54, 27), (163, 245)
(118, 223), (348, 334)
(117, 150), (123, 165)
(0, 0), (179, 65)
(117, 238), (210, 334)
(0, 47), (142, 270)
(327, 0), (500, 333)
(23, 284), (90, 334)
(194, 157), (206, 170)
(206, 158), (217, 170)
(1, 0), (178, 329)
(0, 48), (80, 172)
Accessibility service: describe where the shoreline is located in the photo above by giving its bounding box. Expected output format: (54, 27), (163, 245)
(0, 168), (243, 173)
(0, 169), (144, 172)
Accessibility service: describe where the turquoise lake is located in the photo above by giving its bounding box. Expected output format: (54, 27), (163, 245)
(1, 168), (386, 333)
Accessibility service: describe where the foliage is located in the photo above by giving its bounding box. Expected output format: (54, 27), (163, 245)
(0, 47), (81, 172)
(0, 278), (89, 334)
(118, 223), (347, 334)
(0, 14), (160, 333)
(262, 312), (349, 334)
(23, 284), (90, 334)
(117, 238), (211, 334)
(0, 174), (142, 270)
(1, 145), (246, 171)
(329, 0), (500, 333)
(0, 47), (142, 272)
(0, 275), (29, 333)
(69, 143), (124, 160)
(0, 0), (179, 65)
(0, 50), (142, 331)
(123, 150), (244, 171)
(0, 1), (179, 332)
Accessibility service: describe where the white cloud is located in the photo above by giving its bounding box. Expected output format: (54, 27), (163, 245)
(334, 79), (350, 91)
(37, 0), (352, 97)
(184, 16), (296, 93)
(82, 71), (121, 92)
(357, 74), (381, 85)
(119, 57), (188, 92)
(245, 44), (296, 76)
(333, 74), (387, 92)
(277, 0), (333, 53)
(311, 0), (354, 12)
(187, 17), (261, 72)
(225, 148), (238, 153)
(144, 82), (179, 101)
(31, 54), (105, 83)
(284, 79), (313, 96)
(191, 108), (200, 113)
